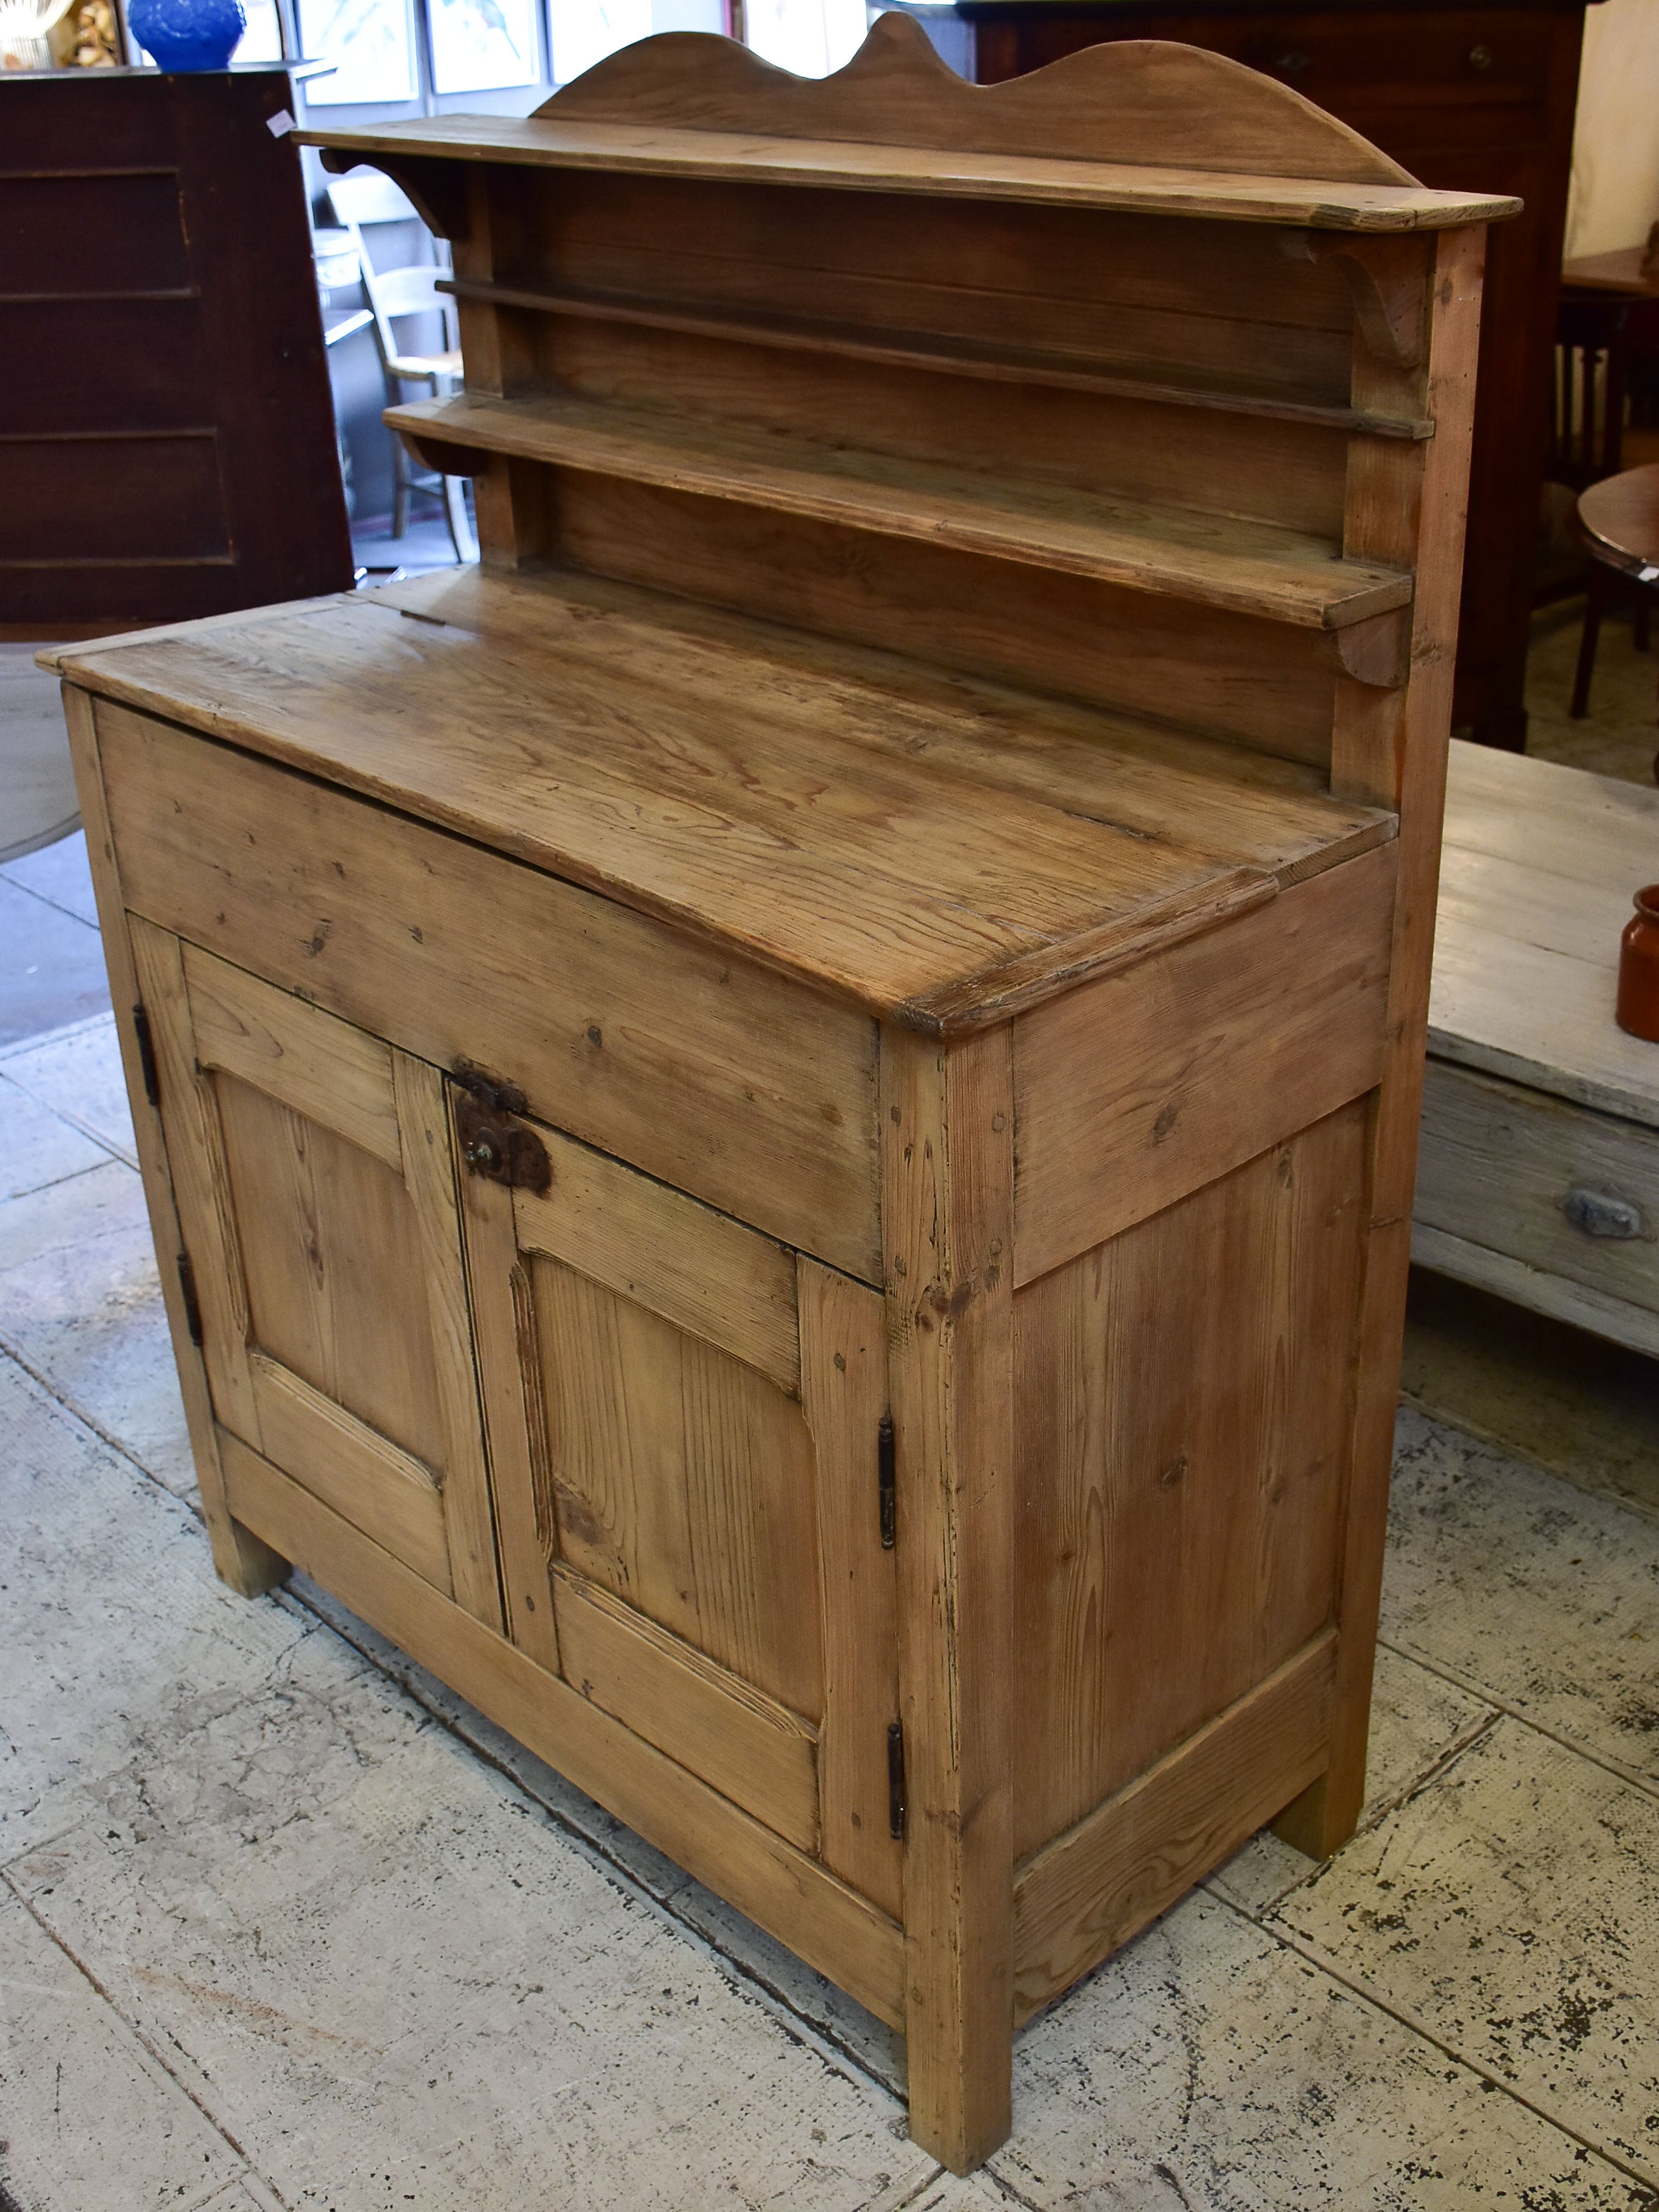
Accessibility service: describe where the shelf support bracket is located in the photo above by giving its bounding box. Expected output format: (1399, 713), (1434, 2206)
(1281, 231), (1427, 372)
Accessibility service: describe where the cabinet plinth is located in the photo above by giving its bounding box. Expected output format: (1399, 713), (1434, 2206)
(46, 17), (1506, 2173)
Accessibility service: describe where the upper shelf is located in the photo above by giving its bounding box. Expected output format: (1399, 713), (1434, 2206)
(307, 111), (1517, 231)
(387, 389), (1413, 631)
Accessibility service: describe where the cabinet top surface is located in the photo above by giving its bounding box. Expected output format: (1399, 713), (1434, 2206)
(302, 17), (1517, 231)
(50, 569), (1391, 1032)
(1430, 739), (1659, 1128)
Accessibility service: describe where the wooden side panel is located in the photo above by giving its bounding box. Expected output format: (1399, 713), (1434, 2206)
(1012, 1100), (1368, 1861)
(1012, 844), (1396, 1286)
(1012, 1631), (1335, 2023)
(799, 1257), (902, 1921)
(218, 1431), (906, 2031)
(531, 1255), (825, 1720)
(883, 1025), (1015, 2174)
(97, 698), (882, 1283)
(551, 1564), (819, 1852)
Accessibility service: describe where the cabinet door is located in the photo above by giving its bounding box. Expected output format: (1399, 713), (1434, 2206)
(458, 1107), (902, 1916)
(131, 919), (501, 1627)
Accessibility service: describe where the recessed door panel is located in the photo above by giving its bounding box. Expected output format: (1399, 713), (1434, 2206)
(131, 918), (501, 1627)
(461, 1107), (901, 1911)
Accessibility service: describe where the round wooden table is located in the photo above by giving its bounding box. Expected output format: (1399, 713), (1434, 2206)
(1569, 463), (1659, 723)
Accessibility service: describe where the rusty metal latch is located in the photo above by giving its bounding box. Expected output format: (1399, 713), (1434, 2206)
(453, 1064), (551, 1194)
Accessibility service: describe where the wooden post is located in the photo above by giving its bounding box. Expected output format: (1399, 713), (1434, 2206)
(1276, 225), (1486, 1859)
(882, 1024), (1016, 2173)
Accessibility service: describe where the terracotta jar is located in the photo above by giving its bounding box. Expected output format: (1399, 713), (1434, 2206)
(1617, 885), (1659, 1043)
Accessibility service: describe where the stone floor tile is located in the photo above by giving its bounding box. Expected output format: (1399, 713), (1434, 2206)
(289, 1571), (907, 2094)
(7, 1718), (933, 2212)
(992, 1892), (1655, 2210)
(0, 831), (100, 930)
(0, 874), (109, 1049)
(1209, 1645), (1499, 1919)
(0, 1160), (196, 1496)
(1385, 1410), (1659, 1782)
(1, 1014), (137, 1166)
(0, 1888), (243, 2212)
(0, 1079), (106, 1201)
(1272, 1716), (1659, 2183)
(0, 1358), (311, 1859)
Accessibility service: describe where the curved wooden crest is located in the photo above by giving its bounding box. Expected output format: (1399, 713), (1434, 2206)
(537, 11), (1414, 188)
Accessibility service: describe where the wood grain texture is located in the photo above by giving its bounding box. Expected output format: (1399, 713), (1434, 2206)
(76, 612), (1350, 1032)
(551, 1562), (819, 1852)
(1012, 1629), (1335, 2022)
(213, 1074), (448, 1473)
(304, 16), (1515, 221)
(248, 1350), (451, 1595)
(61, 686), (286, 1598)
(1012, 1102), (1367, 1859)
(883, 1025), (1016, 2174)
(1012, 845), (1396, 1286)
(183, 940), (404, 1174)
(799, 1256), (902, 1919)
(1415, 1060), (1659, 1319)
(531, 1255), (825, 1720)
(512, 1125), (802, 1395)
(395, 1052), (505, 1628)
(218, 1430), (906, 2029)
(390, 388), (1410, 630)
(1276, 226), (1485, 1862)
(1430, 739), (1659, 1132)
(95, 698), (883, 1279)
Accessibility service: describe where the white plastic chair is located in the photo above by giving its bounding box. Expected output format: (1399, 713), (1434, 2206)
(327, 171), (475, 561)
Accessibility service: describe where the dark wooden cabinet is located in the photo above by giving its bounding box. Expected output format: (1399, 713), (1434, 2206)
(963, 0), (1594, 748)
(1, 67), (353, 638)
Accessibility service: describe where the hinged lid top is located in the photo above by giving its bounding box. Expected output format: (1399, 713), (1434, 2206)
(302, 14), (1518, 231)
(49, 570), (1392, 1033)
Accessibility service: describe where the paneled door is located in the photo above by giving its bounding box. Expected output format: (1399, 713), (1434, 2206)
(456, 1105), (902, 1917)
(130, 919), (502, 1626)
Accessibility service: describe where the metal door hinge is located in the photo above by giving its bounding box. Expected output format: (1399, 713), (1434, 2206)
(453, 1063), (551, 1194)
(878, 1412), (895, 1549)
(887, 1720), (906, 1842)
(132, 1003), (160, 1108)
(175, 1252), (203, 1347)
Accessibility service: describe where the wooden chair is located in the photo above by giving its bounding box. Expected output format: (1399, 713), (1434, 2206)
(326, 172), (475, 562)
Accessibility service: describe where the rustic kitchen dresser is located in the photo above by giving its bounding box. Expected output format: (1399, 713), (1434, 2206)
(46, 21), (1513, 2170)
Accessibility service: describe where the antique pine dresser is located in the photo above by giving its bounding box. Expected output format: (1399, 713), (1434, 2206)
(46, 21), (1514, 2170)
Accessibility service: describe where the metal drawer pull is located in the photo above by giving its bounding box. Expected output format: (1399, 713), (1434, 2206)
(1562, 1185), (1644, 1240)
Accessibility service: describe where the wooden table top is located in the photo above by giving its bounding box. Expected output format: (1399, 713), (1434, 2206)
(46, 566), (1390, 1032)
(1574, 464), (1659, 574)
(1430, 739), (1659, 1128)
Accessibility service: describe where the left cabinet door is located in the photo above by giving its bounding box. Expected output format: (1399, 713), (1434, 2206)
(130, 918), (503, 1627)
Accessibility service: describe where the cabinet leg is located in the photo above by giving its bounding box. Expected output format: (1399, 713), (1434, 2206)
(883, 1024), (1016, 2174)
(206, 1503), (290, 1600)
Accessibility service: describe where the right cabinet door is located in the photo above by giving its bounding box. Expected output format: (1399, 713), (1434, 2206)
(457, 1105), (903, 1918)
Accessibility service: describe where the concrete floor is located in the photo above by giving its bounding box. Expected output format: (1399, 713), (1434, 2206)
(2, 607), (1658, 2207)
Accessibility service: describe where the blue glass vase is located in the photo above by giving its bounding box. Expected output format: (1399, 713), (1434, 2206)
(128, 0), (246, 69)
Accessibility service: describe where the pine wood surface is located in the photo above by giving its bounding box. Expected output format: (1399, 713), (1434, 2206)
(302, 18), (1514, 229)
(388, 389), (1410, 628)
(60, 576), (1390, 1032)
